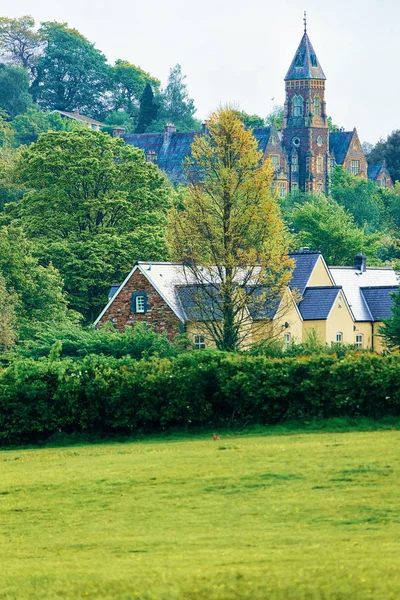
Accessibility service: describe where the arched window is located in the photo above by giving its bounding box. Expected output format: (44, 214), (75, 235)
(292, 95), (303, 117)
(381, 176), (387, 188)
(314, 97), (321, 116)
(336, 332), (343, 343)
(316, 156), (323, 174)
(291, 151), (298, 172)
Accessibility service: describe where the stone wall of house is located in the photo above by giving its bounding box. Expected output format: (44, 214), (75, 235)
(98, 269), (182, 339)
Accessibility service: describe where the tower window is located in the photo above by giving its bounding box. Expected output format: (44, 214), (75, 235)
(270, 155), (280, 170)
(291, 152), (298, 172)
(317, 135), (323, 147)
(292, 95), (303, 117)
(316, 156), (323, 174)
(314, 97), (321, 116)
(310, 53), (318, 67)
(295, 50), (305, 66)
(351, 160), (360, 175)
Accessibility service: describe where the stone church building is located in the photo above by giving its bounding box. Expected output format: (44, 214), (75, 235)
(124, 23), (392, 195)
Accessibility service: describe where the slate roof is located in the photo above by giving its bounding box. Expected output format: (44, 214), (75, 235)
(360, 286), (398, 321)
(55, 110), (105, 126)
(288, 251), (322, 295)
(330, 267), (398, 321)
(285, 32), (326, 81)
(176, 284), (223, 321)
(329, 131), (353, 164)
(298, 286), (341, 320)
(108, 284), (121, 300)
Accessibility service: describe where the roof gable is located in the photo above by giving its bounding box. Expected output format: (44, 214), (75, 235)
(298, 286), (341, 320)
(288, 252), (323, 295)
(285, 32), (326, 81)
(329, 131), (353, 164)
(360, 286), (398, 321)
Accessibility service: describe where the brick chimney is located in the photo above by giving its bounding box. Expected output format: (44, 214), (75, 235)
(354, 252), (366, 272)
(164, 122), (176, 143)
(146, 150), (157, 163)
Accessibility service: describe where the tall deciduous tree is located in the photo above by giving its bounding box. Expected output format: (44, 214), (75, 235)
(30, 22), (109, 116)
(0, 64), (32, 118)
(110, 60), (159, 120)
(135, 83), (158, 133)
(153, 64), (200, 132)
(0, 15), (41, 74)
(6, 129), (171, 320)
(167, 108), (293, 351)
(368, 130), (400, 184)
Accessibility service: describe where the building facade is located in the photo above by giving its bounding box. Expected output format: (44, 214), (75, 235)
(124, 23), (393, 193)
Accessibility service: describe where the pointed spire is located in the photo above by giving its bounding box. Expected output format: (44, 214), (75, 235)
(284, 19), (326, 81)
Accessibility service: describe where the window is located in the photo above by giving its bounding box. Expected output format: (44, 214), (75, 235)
(270, 135), (277, 146)
(316, 156), (323, 174)
(353, 141), (358, 150)
(277, 182), (287, 198)
(291, 182), (298, 190)
(316, 135), (323, 147)
(291, 153), (298, 172)
(355, 334), (363, 348)
(351, 160), (360, 175)
(330, 158), (335, 173)
(310, 53), (318, 67)
(292, 137), (301, 147)
(131, 292), (148, 314)
(194, 335), (206, 350)
(270, 154), (280, 170)
(316, 182), (323, 192)
(336, 332), (343, 343)
(292, 95), (303, 117)
(284, 332), (291, 349)
(314, 97), (321, 116)
(381, 176), (387, 188)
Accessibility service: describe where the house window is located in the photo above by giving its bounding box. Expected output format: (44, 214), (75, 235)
(292, 95), (303, 117)
(131, 292), (148, 314)
(316, 182), (323, 192)
(355, 333), (363, 348)
(336, 332), (343, 343)
(291, 182), (298, 190)
(316, 156), (323, 174)
(330, 158), (335, 173)
(284, 332), (291, 349)
(277, 182), (287, 197)
(351, 160), (360, 175)
(314, 97), (321, 116)
(194, 335), (206, 350)
(271, 154), (280, 170)
(381, 176), (387, 188)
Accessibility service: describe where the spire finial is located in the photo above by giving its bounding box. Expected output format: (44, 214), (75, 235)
(304, 11), (307, 33)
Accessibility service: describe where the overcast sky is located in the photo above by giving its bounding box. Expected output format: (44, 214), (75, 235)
(6, 0), (399, 143)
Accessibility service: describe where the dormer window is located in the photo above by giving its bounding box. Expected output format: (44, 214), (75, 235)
(292, 95), (303, 117)
(295, 50), (305, 67)
(310, 53), (317, 67)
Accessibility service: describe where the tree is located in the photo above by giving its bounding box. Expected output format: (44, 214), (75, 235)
(154, 64), (201, 132)
(7, 129), (171, 320)
(30, 22), (109, 116)
(236, 111), (265, 129)
(167, 108), (293, 351)
(380, 289), (400, 349)
(0, 15), (41, 74)
(110, 60), (159, 120)
(289, 195), (382, 265)
(136, 83), (158, 133)
(10, 108), (74, 146)
(368, 130), (400, 183)
(0, 64), (32, 118)
(0, 272), (17, 350)
(265, 105), (284, 130)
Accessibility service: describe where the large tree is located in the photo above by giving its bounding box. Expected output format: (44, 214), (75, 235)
(109, 60), (159, 120)
(0, 64), (32, 118)
(30, 22), (109, 116)
(368, 130), (400, 184)
(6, 129), (171, 320)
(135, 83), (158, 133)
(167, 108), (293, 351)
(0, 15), (41, 74)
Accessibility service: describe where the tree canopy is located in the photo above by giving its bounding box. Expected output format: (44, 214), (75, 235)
(368, 130), (400, 184)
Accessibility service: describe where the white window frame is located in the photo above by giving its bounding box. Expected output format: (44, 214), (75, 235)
(284, 332), (291, 349)
(194, 335), (206, 350)
(351, 160), (360, 175)
(271, 154), (280, 170)
(336, 332), (343, 343)
(135, 295), (146, 313)
(355, 333), (363, 348)
(316, 156), (323, 174)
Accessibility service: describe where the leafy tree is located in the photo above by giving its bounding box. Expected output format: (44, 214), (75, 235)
(368, 130), (400, 183)
(110, 60), (159, 120)
(236, 111), (265, 129)
(380, 289), (400, 349)
(102, 110), (134, 135)
(154, 64), (201, 132)
(290, 195), (382, 265)
(30, 22), (109, 116)
(327, 116), (340, 133)
(330, 166), (383, 232)
(8, 129), (171, 320)
(10, 108), (75, 146)
(0, 226), (77, 340)
(0, 15), (41, 74)
(0, 64), (32, 118)
(0, 112), (15, 147)
(0, 272), (17, 351)
(136, 83), (158, 133)
(0, 145), (26, 211)
(265, 105), (283, 130)
(167, 108), (293, 351)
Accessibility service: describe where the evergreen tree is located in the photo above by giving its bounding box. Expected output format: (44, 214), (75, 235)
(135, 83), (158, 133)
(380, 289), (400, 349)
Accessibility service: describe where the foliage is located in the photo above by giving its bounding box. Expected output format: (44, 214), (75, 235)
(135, 82), (158, 133)
(0, 15), (41, 73)
(327, 115), (340, 132)
(265, 105), (283, 130)
(0, 144), (26, 211)
(289, 194), (382, 265)
(109, 60), (159, 121)
(10, 107), (75, 146)
(236, 110), (265, 129)
(6, 129), (171, 319)
(30, 21), (109, 116)
(0, 64), (32, 118)
(380, 289), (400, 349)
(103, 110), (134, 134)
(368, 130), (400, 183)
(330, 166), (383, 232)
(0, 272), (17, 350)
(168, 108), (293, 351)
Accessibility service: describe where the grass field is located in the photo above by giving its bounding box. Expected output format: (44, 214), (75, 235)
(1, 427), (400, 599)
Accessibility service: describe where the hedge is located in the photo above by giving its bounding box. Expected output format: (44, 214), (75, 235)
(1, 350), (400, 445)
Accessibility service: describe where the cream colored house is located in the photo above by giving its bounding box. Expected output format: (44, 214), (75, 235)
(95, 251), (398, 351)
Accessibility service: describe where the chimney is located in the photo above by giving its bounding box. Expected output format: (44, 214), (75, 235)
(112, 126), (126, 138)
(74, 109), (80, 116)
(354, 252), (366, 272)
(146, 149), (157, 163)
(164, 122), (176, 143)
(202, 120), (209, 134)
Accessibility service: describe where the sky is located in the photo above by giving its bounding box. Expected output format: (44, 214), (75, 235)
(5, 0), (400, 143)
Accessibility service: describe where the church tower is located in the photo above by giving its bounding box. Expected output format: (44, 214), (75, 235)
(282, 16), (329, 193)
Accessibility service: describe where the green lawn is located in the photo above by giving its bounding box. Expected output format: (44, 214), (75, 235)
(1, 429), (399, 599)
